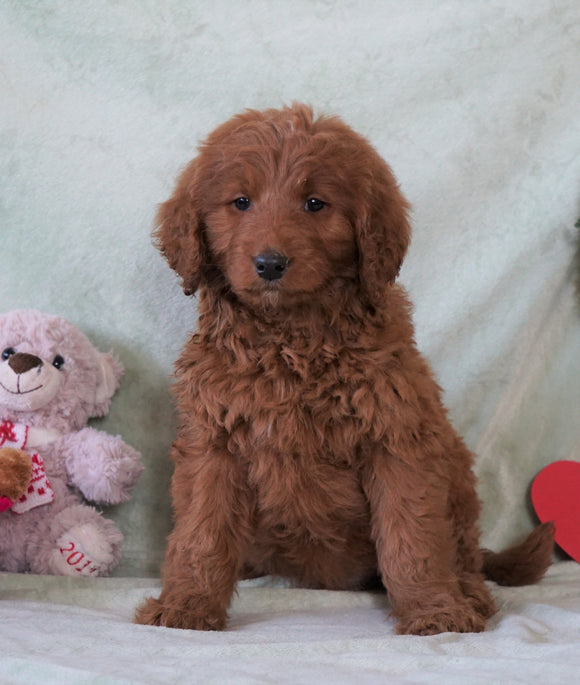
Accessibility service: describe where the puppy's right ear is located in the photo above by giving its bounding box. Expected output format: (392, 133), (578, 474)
(154, 160), (204, 296)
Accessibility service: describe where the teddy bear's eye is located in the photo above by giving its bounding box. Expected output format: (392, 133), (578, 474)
(52, 355), (65, 370)
(1, 348), (15, 361)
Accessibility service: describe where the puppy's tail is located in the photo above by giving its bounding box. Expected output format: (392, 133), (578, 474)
(481, 522), (555, 586)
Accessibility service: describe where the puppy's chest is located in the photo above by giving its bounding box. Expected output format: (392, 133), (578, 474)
(189, 339), (380, 530)
(194, 340), (378, 463)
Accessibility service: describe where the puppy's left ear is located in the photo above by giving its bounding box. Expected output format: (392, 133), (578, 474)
(355, 155), (411, 308)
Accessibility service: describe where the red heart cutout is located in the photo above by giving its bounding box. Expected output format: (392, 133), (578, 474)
(531, 460), (580, 563)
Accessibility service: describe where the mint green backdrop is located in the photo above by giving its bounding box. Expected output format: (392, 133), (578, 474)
(1, 1), (578, 582)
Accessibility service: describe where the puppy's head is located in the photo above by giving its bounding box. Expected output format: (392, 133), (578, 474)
(156, 104), (410, 311)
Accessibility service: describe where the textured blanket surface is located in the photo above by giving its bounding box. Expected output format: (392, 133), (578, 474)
(1, 563), (580, 684)
(1, 1), (579, 680)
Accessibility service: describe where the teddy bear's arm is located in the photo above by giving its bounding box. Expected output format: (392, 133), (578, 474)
(60, 428), (143, 505)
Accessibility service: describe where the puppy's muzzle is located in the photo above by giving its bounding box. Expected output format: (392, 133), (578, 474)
(253, 252), (288, 281)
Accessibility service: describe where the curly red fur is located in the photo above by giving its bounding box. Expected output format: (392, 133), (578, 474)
(136, 104), (553, 635)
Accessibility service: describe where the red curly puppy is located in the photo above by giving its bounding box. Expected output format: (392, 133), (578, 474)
(136, 104), (553, 635)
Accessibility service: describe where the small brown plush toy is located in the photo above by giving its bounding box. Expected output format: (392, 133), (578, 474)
(0, 448), (32, 511)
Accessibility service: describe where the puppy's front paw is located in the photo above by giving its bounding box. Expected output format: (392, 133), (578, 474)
(396, 604), (487, 636)
(135, 596), (226, 631)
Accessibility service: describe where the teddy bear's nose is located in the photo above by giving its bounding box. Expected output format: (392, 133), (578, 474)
(8, 353), (43, 375)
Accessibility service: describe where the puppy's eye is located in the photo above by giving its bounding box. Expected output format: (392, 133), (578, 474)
(52, 355), (65, 370)
(1, 348), (15, 361)
(233, 197), (251, 211)
(305, 198), (326, 212)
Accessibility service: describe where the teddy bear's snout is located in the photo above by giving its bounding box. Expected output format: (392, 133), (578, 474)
(8, 353), (43, 375)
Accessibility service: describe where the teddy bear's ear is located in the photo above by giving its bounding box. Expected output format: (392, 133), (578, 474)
(87, 353), (122, 413)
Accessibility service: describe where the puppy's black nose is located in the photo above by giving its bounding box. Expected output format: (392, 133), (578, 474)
(253, 252), (288, 281)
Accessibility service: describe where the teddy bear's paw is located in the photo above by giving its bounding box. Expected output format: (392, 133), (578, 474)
(63, 429), (144, 505)
(52, 523), (121, 577)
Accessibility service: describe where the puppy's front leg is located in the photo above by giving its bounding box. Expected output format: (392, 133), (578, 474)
(136, 440), (251, 631)
(361, 453), (485, 635)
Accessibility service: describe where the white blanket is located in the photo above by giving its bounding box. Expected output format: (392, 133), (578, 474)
(1, 563), (580, 684)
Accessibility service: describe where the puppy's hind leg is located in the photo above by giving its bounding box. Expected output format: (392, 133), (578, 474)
(447, 456), (497, 622)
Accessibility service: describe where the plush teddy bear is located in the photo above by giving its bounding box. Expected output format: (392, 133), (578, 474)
(0, 310), (143, 577)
